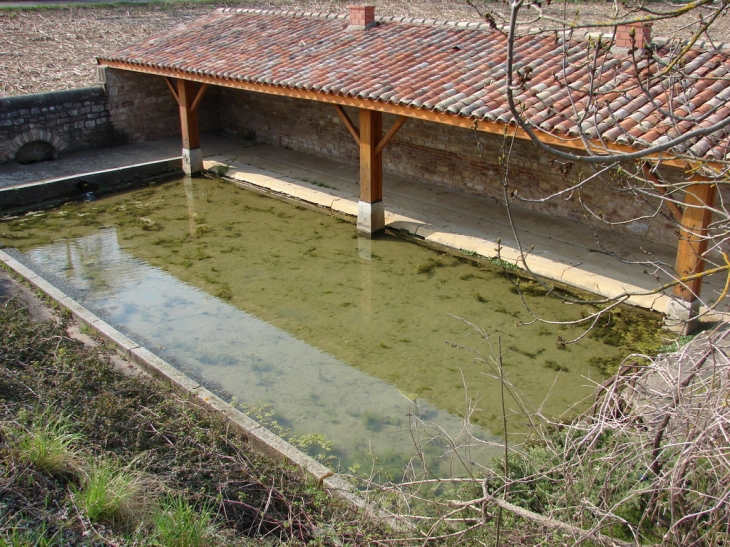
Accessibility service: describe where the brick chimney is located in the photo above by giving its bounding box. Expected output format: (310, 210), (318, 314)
(347, 5), (376, 31)
(614, 22), (652, 49)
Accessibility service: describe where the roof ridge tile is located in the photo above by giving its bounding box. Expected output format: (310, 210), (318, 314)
(215, 7), (730, 50)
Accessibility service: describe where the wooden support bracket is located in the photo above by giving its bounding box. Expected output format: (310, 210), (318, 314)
(334, 105), (360, 144)
(642, 163), (683, 222)
(166, 78), (208, 112)
(165, 77), (180, 105)
(335, 105), (408, 156)
(190, 83), (209, 112)
(375, 115), (408, 156)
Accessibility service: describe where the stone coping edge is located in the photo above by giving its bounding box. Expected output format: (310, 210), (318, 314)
(205, 159), (685, 317)
(0, 158), (182, 212)
(0, 248), (392, 524)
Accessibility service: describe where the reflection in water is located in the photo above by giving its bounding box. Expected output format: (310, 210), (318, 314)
(26, 230), (499, 474)
(1, 178), (631, 474)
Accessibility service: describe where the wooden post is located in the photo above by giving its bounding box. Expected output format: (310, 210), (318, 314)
(666, 178), (715, 334)
(176, 79), (206, 176)
(333, 105), (406, 235)
(358, 109), (384, 235)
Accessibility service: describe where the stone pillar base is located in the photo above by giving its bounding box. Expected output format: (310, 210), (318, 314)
(664, 297), (700, 335)
(182, 147), (203, 176)
(357, 200), (385, 236)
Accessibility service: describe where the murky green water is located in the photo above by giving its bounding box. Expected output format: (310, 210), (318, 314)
(1, 178), (638, 474)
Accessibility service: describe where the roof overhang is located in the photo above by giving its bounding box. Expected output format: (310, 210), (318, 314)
(101, 60), (711, 173)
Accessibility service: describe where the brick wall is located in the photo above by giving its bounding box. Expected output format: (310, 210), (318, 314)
(219, 88), (681, 246)
(0, 87), (124, 163)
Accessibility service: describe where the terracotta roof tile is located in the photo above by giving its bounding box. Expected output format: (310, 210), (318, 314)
(98, 8), (730, 162)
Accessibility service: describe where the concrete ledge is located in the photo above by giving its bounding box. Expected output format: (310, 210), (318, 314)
(213, 160), (683, 317)
(129, 346), (201, 394)
(1, 255), (40, 283)
(0, 158), (182, 212)
(89, 318), (140, 357)
(0, 252), (373, 515)
(25, 274), (69, 304)
(58, 295), (104, 328)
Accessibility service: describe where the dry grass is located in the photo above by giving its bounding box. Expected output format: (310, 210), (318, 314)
(1, 0), (727, 97)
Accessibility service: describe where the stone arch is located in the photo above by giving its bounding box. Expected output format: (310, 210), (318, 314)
(9, 129), (68, 164)
(15, 141), (56, 164)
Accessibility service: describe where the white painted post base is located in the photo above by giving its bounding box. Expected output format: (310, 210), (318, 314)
(357, 200), (385, 236)
(664, 297), (700, 335)
(182, 147), (203, 176)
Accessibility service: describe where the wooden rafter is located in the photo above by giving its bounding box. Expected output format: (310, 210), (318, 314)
(334, 105), (360, 144)
(101, 61), (707, 171)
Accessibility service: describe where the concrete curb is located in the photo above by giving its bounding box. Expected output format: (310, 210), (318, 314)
(0, 248), (383, 519)
(0, 158), (182, 212)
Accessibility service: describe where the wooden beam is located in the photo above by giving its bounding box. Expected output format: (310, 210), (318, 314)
(642, 163), (683, 223)
(190, 83), (209, 113)
(673, 178), (716, 301)
(359, 109), (382, 204)
(333, 104), (360, 145)
(101, 61), (709, 171)
(177, 79), (200, 150)
(165, 77), (180, 105)
(375, 115), (408, 156)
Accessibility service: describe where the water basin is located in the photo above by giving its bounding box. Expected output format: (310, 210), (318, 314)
(0, 177), (645, 474)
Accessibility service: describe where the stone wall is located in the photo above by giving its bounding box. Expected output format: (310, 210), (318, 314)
(219, 88), (680, 246)
(0, 87), (124, 163)
(103, 68), (220, 145)
(0, 69), (220, 165)
(1, 76), (686, 247)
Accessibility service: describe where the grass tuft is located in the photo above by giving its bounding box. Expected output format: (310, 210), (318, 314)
(75, 458), (157, 531)
(154, 495), (218, 547)
(13, 409), (82, 478)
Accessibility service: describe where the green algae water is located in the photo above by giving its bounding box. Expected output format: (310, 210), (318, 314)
(0, 178), (654, 474)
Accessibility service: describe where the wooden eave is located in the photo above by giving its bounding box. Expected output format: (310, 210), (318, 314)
(102, 60), (715, 173)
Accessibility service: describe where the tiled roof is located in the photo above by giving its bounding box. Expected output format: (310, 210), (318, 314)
(98, 8), (730, 162)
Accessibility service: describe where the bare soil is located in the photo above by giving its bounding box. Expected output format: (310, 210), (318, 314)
(1, 0), (728, 98)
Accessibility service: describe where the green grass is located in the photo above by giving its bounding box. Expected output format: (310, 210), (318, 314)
(0, 523), (62, 547)
(154, 495), (218, 547)
(76, 459), (156, 531)
(13, 410), (82, 477)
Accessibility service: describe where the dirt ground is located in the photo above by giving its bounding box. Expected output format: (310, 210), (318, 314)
(0, 0), (728, 97)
